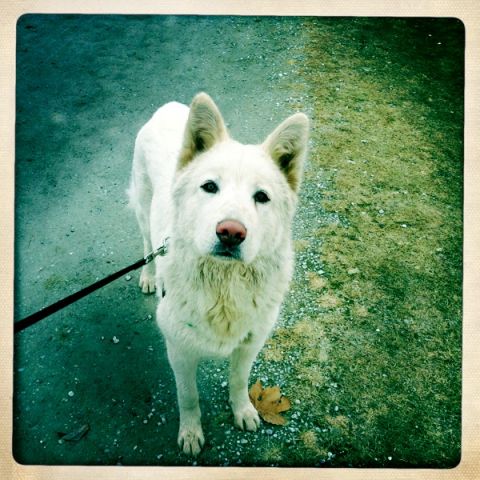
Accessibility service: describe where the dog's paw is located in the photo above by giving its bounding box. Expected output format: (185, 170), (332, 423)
(139, 268), (156, 294)
(178, 425), (205, 456)
(233, 403), (261, 431)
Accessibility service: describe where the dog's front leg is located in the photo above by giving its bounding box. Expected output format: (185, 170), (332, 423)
(229, 336), (263, 431)
(166, 341), (204, 456)
(139, 239), (156, 294)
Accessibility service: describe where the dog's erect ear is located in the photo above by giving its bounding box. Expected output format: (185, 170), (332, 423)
(263, 113), (309, 192)
(178, 92), (228, 169)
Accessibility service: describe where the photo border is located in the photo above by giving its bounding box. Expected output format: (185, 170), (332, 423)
(1, 1), (478, 479)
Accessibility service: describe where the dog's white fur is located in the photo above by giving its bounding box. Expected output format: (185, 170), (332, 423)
(128, 93), (309, 455)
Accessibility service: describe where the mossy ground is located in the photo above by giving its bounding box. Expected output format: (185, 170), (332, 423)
(260, 18), (463, 467)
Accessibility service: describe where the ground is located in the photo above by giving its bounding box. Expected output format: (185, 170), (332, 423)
(13, 15), (463, 468)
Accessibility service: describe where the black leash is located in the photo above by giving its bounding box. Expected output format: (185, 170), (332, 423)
(14, 238), (169, 334)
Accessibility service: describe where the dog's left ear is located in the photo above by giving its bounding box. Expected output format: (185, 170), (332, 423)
(263, 113), (309, 192)
(178, 92), (228, 169)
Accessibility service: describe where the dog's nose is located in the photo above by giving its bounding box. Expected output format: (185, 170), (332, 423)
(216, 220), (247, 247)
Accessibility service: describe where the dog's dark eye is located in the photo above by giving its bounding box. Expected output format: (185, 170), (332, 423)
(201, 181), (219, 194)
(253, 190), (270, 204)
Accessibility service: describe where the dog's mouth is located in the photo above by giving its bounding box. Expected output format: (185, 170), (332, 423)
(212, 244), (242, 261)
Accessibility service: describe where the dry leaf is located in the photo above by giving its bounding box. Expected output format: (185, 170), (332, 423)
(249, 380), (291, 426)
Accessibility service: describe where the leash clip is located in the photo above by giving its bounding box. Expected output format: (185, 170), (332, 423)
(144, 237), (170, 264)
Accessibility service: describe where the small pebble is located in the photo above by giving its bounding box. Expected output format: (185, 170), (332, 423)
(125, 275), (132, 281)
(68, 391), (74, 397)
(112, 336), (120, 344)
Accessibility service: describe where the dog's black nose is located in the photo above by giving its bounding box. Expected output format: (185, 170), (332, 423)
(216, 220), (247, 247)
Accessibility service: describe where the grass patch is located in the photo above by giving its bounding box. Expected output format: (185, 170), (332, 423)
(266, 18), (463, 468)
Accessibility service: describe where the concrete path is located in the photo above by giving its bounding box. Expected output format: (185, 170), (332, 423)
(14, 14), (318, 466)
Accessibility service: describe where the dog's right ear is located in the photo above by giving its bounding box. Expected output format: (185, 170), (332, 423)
(178, 93), (228, 169)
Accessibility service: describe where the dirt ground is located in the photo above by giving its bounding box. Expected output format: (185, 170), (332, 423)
(13, 14), (319, 466)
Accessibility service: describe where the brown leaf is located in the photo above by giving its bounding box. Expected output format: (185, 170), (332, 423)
(248, 380), (291, 426)
(249, 379), (263, 408)
(276, 396), (292, 413)
(262, 386), (282, 404)
(261, 411), (287, 426)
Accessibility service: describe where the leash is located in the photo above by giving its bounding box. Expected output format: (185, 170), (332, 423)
(14, 238), (169, 335)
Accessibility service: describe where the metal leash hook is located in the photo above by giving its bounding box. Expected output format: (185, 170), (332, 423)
(14, 238), (170, 334)
(144, 237), (170, 264)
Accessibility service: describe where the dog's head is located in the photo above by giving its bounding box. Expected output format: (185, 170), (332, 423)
(172, 92), (309, 264)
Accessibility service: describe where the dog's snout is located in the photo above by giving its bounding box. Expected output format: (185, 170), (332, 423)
(216, 220), (247, 247)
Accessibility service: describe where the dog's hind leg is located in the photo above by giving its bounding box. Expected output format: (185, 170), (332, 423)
(166, 341), (205, 456)
(129, 147), (156, 294)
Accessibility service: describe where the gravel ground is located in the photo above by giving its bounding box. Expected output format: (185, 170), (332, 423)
(14, 14), (326, 466)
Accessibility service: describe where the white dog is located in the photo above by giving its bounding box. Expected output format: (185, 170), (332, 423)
(128, 93), (309, 455)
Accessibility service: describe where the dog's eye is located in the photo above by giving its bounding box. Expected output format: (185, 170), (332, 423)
(201, 181), (219, 194)
(253, 190), (270, 204)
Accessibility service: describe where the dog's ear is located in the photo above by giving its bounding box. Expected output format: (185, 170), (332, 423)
(263, 113), (309, 192)
(178, 92), (228, 169)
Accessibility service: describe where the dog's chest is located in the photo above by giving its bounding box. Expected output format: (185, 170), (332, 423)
(203, 280), (258, 339)
(159, 260), (274, 357)
(192, 272), (261, 344)
(160, 293), (258, 358)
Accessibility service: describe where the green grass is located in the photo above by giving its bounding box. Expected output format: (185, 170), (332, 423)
(263, 18), (463, 467)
